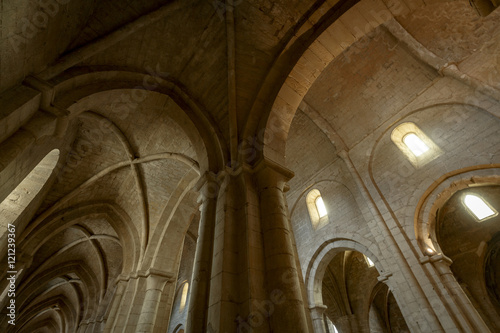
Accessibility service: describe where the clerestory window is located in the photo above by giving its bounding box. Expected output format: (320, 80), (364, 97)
(179, 282), (189, 312)
(315, 196), (327, 218)
(391, 122), (441, 168)
(403, 133), (429, 157)
(306, 189), (329, 230)
(463, 194), (498, 222)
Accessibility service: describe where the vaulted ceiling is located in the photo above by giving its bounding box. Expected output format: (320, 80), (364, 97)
(1, 0), (500, 331)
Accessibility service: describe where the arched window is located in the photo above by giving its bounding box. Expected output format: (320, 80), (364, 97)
(391, 122), (441, 168)
(402, 133), (429, 156)
(463, 194), (497, 222)
(306, 189), (329, 230)
(0, 149), (60, 239)
(179, 282), (189, 313)
(315, 196), (327, 218)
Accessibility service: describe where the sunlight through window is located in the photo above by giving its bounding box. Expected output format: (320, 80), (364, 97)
(326, 317), (339, 333)
(403, 133), (429, 157)
(464, 194), (497, 221)
(365, 255), (374, 267)
(307, 189), (329, 230)
(179, 283), (189, 312)
(315, 196), (327, 218)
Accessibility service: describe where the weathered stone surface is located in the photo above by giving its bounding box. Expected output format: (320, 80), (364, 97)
(0, 0), (499, 332)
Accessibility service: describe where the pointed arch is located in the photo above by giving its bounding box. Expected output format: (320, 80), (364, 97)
(48, 69), (226, 173)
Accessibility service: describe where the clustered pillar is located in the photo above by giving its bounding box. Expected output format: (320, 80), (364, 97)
(309, 304), (327, 333)
(186, 173), (219, 332)
(255, 160), (310, 332)
(184, 160), (312, 332)
(136, 273), (171, 332)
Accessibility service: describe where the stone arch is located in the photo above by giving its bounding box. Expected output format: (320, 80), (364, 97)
(16, 296), (74, 333)
(142, 170), (199, 272)
(413, 171), (500, 332)
(14, 261), (100, 332)
(246, 0), (445, 165)
(364, 103), (500, 331)
(49, 69), (226, 173)
(31, 69), (219, 332)
(415, 169), (500, 256)
(304, 237), (383, 307)
(367, 281), (410, 333)
(19, 201), (139, 274)
(367, 102), (500, 248)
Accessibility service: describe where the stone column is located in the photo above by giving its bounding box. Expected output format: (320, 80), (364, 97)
(103, 279), (127, 333)
(310, 304), (327, 333)
(136, 271), (171, 332)
(186, 172), (219, 333)
(255, 159), (310, 332)
(421, 254), (491, 333)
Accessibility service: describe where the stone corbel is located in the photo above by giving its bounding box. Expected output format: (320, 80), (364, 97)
(252, 157), (295, 191)
(419, 253), (452, 265)
(23, 75), (55, 109)
(420, 253), (453, 276)
(195, 171), (223, 204)
(377, 272), (393, 283)
(23, 75), (70, 138)
(114, 268), (174, 285)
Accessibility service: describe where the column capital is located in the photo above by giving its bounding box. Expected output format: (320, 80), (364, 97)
(309, 303), (328, 315)
(144, 274), (170, 291)
(115, 268), (174, 289)
(377, 272), (393, 283)
(195, 171), (224, 203)
(419, 253), (453, 266)
(420, 253), (454, 276)
(253, 157), (294, 190)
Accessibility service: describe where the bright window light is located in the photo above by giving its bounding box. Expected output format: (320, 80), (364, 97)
(315, 197), (327, 218)
(403, 133), (429, 157)
(464, 195), (497, 221)
(365, 255), (374, 267)
(326, 318), (339, 333)
(179, 283), (189, 312)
